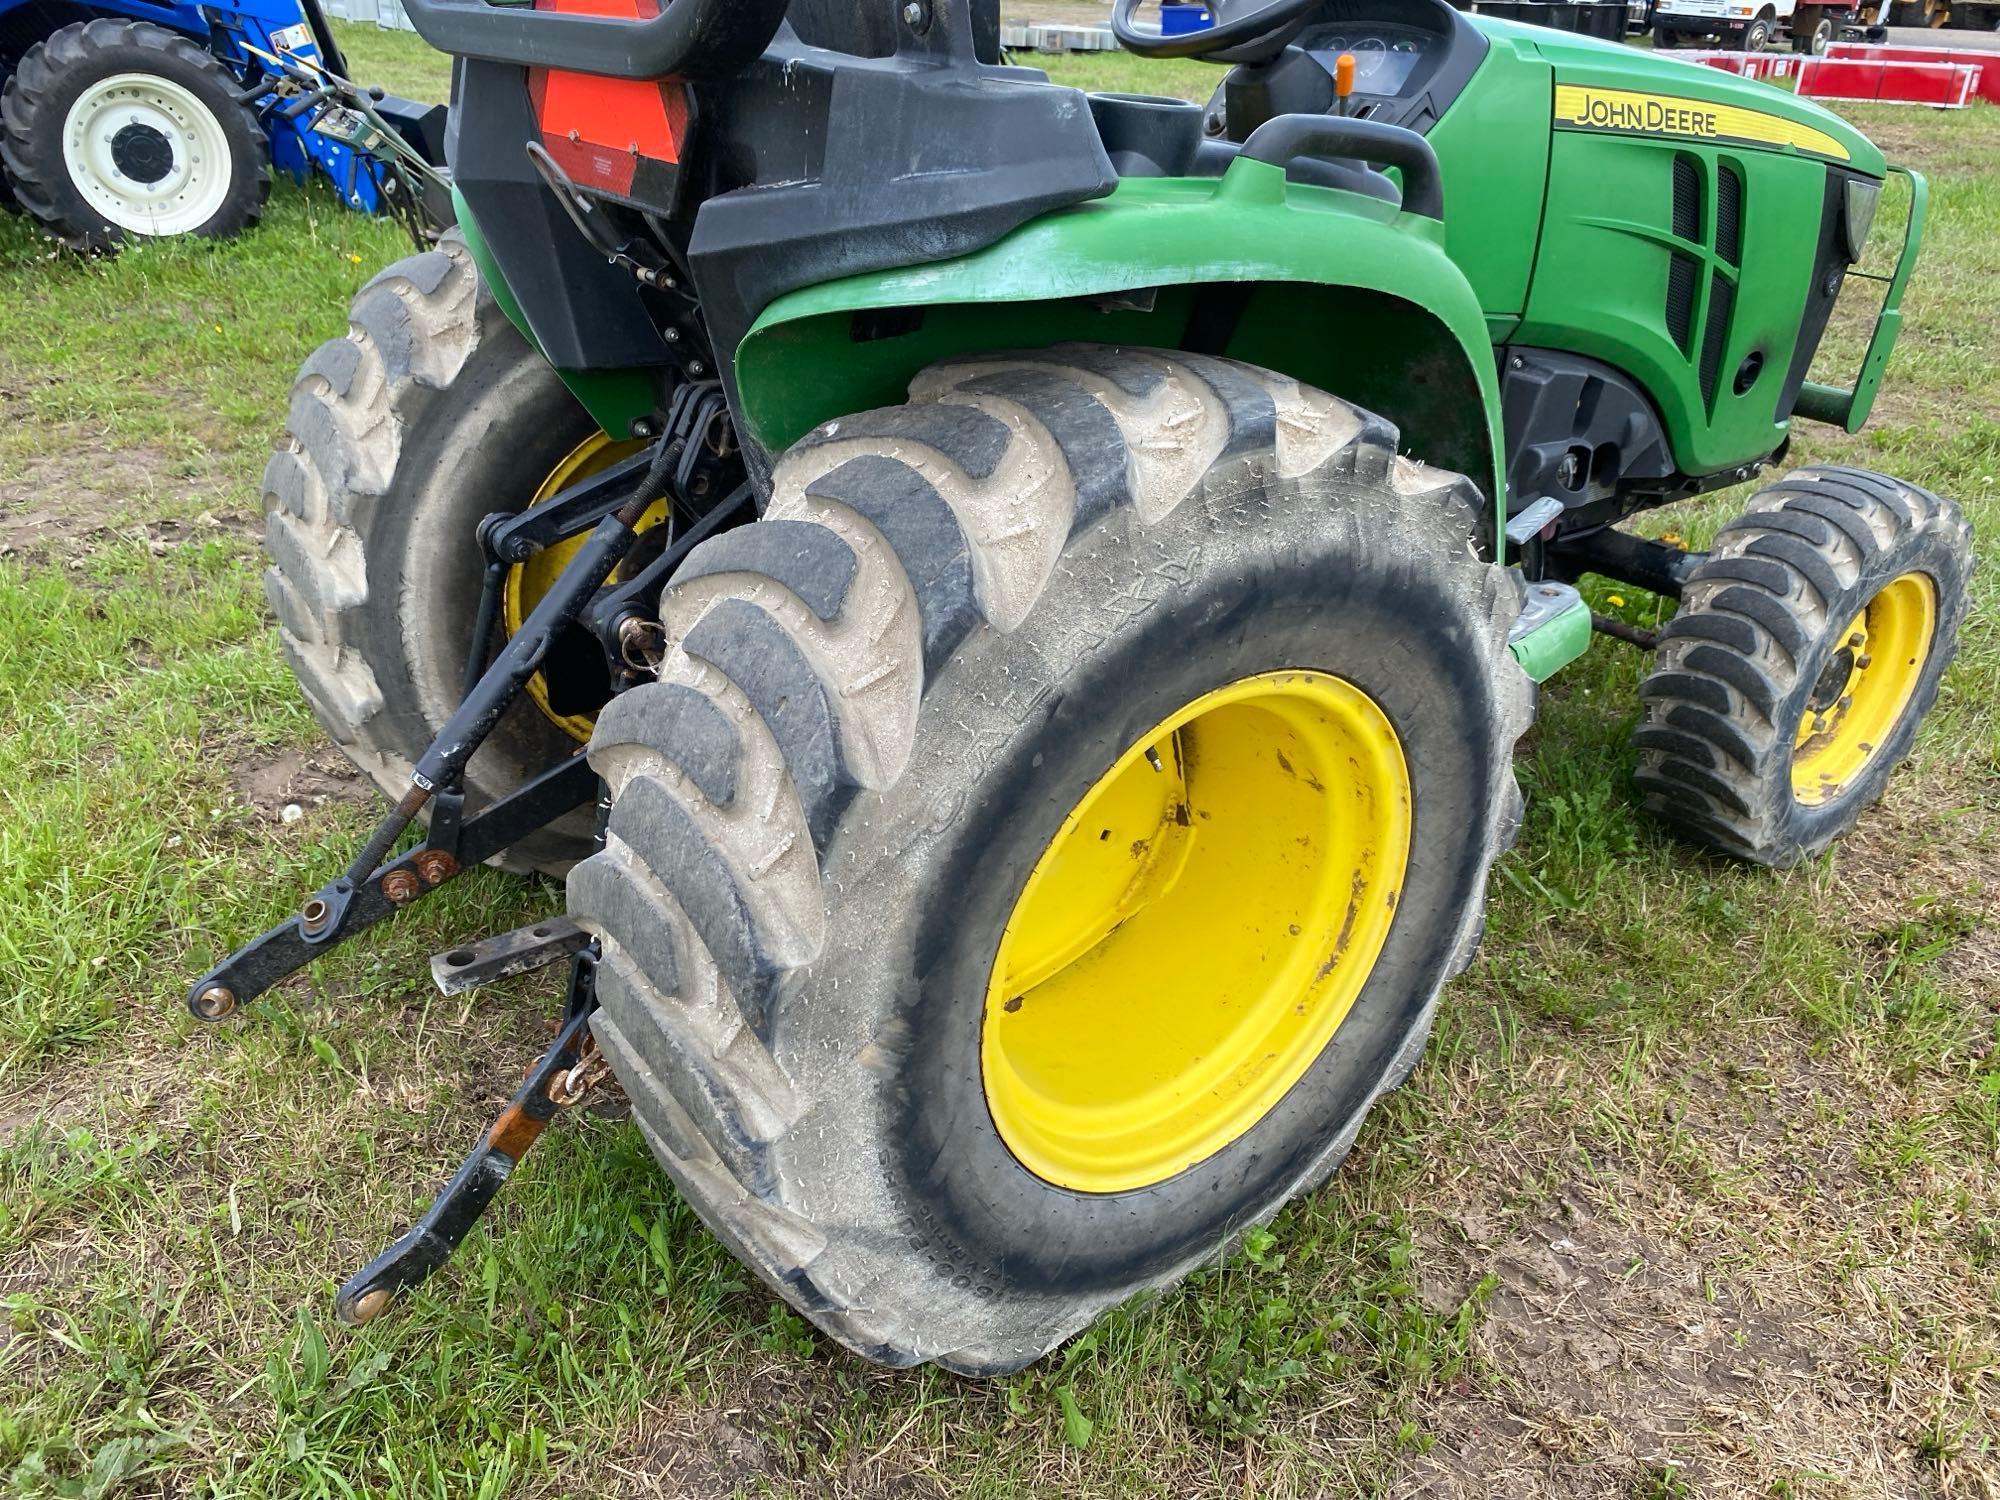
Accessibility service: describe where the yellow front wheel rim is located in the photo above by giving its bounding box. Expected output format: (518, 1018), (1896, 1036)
(1791, 572), (1936, 806)
(980, 670), (1413, 1195)
(501, 432), (667, 742)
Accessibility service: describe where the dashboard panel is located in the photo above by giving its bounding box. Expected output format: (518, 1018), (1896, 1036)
(1298, 26), (1435, 98)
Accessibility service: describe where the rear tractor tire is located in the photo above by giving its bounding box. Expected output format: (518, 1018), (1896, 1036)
(570, 346), (1535, 1371)
(264, 234), (647, 875)
(1634, 467), (1972, 866)
(0, 19), (270, 251)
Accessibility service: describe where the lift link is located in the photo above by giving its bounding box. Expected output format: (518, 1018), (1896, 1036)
(334, 963), (604, 1327)
(278, 481), (661, 954)
(184, 754), (596, 1020)
(183, 433), (674, 1022)
(188, 425), (746, 1314)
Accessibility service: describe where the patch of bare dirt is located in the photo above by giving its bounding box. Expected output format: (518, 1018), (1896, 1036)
(602, 1368), (948, 1499)
(1382, 1010), (2000, 1498)
(0, 385), (259, 565)
(1832, 765), (2000, 1009)
(226, 746), (374, 825)
(1394, 1194), (1893, 1498)
(605, 1404), (783, 1499)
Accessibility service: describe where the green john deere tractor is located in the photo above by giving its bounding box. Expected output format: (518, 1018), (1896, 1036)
(199, 0), (1972, 1372)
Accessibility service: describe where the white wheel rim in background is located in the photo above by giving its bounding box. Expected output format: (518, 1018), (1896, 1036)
(61, 71), (232, 236)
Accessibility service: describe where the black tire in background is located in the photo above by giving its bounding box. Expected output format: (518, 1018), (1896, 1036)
(264, 235), (598, 874)
(571, 346), (1535, 1372)
(1792, 9), (1837, 49)
(1741, 12), (1776, 47)
(0, 19), (269, 251)
(1634, 467), (1972, 866)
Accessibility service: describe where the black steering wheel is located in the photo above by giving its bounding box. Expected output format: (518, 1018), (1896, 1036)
(1110, 0), (1323, 58)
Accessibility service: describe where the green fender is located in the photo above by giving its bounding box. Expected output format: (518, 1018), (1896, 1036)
(735, 159), (1508, 542)
(454, 186), (660, 439)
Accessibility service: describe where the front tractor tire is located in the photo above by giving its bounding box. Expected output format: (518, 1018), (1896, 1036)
(264, 235), (608, 874)
(1634, 467), (1972, 866)
(570, 347), (1534, 1371)
(0, 19), (270, 251)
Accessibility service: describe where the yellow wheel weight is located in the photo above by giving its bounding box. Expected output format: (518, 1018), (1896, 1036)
(1791, 572), (1936, 806)
(980, 670), (1412, 1194)
(501, 432), (669, 743)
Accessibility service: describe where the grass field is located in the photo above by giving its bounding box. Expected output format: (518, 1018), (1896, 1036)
(0, 23), (1995, 1498)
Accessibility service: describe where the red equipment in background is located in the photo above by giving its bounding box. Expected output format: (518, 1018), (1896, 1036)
(1826, 41), (2000, 104)
(1679, 47), (1980, 106)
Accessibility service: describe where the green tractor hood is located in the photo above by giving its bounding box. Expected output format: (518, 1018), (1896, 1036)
(1486, 19), (1886, 178)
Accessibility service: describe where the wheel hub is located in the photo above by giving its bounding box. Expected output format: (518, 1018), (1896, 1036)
(980, 670), (1412, 1194)
(503, 432), (670, 742)
(1805, 647), (1855, 715)
(109, 121), (174, 185)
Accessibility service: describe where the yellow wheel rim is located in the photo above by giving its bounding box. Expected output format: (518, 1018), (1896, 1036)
(980, 670), (1412, 1194)
(502, 432), (669, 742)
(1791, 572), (1936, 807)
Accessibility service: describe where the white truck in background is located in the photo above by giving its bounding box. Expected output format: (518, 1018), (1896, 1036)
(1649, 0), (1886, 51)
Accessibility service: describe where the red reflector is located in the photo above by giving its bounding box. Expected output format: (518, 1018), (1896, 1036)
(529, 0), (689, 191)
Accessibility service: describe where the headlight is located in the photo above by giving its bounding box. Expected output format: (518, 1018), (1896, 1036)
(1842, 177), (1882, 263)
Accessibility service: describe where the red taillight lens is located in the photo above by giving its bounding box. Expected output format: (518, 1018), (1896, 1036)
(529, 0), (690, 197)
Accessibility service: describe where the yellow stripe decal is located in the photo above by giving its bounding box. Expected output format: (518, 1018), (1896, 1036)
(1553, 83), (1851, 161)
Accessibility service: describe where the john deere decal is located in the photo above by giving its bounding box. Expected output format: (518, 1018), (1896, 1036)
(1553, 84), (1851, 161)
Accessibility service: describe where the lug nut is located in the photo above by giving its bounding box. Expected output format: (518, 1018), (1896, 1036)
(1856, 654), (1872, 669)
(1848, 632), (1865, 648)
(381, 868), (420, 905)
(414, 849), (458, 886)
(192, 984), (237, 1021)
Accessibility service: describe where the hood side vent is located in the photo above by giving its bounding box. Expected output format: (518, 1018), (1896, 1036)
(1700, 273), (1735, 407)
(1667, 254), (1699, 356)
(1716, 163), (1743, 266)
(1672, 155), (1701, 242)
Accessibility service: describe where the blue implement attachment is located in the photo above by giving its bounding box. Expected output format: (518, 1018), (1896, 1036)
(0, 0), (450, 246)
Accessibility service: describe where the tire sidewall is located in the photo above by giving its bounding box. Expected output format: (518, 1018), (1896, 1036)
(353, 331), (606, 842)
(11, 24), (267, 247)
(778, 472), (1516, 1308)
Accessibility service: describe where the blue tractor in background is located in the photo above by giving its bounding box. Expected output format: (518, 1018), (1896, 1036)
(0, 0), (448, 249)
